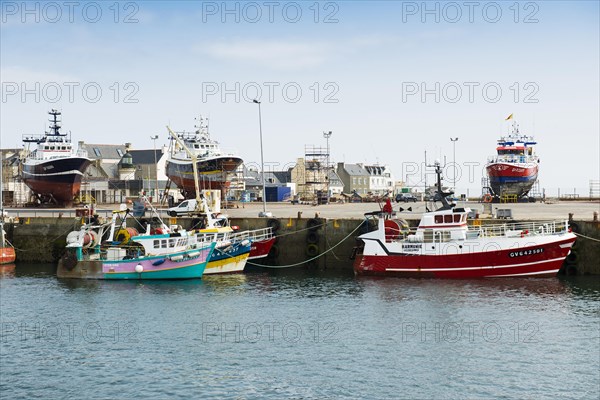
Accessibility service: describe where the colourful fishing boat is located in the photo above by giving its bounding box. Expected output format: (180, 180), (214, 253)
(58, 205), (215, 280)
(193, 212), (251, 275)
(231, 226), (276, 260)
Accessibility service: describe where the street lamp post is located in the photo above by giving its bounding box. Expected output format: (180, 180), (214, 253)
(253, 100), (270, 217)
(450, 137), (459, 191)
(151, 135), (159, 203)
(323, 131), (332, 202)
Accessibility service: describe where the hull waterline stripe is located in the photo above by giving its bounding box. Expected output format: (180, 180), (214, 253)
(385, 256), (566, 272)
(486, 269), (560, 277)
(22, 170), (85, 177)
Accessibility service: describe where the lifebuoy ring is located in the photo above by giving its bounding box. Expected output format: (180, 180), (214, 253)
(306, 231), (319, 244)
(306, 243), (319, 257)
(483, 194), (493, 203)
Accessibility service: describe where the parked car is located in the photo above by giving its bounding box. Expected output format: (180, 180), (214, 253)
(395, 193), (417, 203)
(167, 199), (198, 217)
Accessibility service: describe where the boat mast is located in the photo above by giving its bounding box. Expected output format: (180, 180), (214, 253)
(48, 109), (62, 136)
(433, 161), (454, 211)
(166, 125), (202, 208)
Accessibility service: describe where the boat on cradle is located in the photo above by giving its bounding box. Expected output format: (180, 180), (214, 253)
(21, 109), (91, 206)
(57, 203), (216, 280)
(353, 163), (576, 278)
(165, 116), (243, 198)
(485, 117), (539, 199)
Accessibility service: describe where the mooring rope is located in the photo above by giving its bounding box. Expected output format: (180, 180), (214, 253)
(246, 220), (365, 268)
(574, 232), (600, 243)
(271, 220), (330, 238)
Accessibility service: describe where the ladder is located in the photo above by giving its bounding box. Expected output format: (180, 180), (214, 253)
(161, 179), (172, 205)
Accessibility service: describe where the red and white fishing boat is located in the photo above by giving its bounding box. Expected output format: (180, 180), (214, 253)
(353, 164), (576, 278)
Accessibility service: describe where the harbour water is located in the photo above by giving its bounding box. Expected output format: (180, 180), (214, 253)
(1, 264), (599, 399)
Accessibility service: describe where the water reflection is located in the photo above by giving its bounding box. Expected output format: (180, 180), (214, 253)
(360, 276), (579, 307)
(14, 262), (56, 277)
(243, 273), (365, 299)
(57, 277), (207, 294)
(0, 263), (16, 278)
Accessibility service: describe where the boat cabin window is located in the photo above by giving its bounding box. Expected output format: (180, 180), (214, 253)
(453, 214), (460, 223)
(161, 239), (167, 248)
(443, 215), (451, 223)
(153, 240), (160, 249)
(44, 146), (49, 150)
(434, 215), (443, 224)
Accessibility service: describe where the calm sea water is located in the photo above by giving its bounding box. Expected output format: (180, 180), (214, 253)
(1, 263), (599, 400)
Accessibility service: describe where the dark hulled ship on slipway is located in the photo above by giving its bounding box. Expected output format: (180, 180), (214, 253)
(165, 116), (243, 198)
(21, 110), (91, 206)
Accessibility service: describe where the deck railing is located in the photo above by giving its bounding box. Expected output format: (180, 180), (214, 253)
(470, 220), (568, 238)
(230, 227), (273, 242)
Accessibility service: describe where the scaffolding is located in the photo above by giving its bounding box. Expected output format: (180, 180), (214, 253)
(299, 145), (329, 202)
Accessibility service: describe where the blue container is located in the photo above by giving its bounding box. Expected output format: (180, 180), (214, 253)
(265, 186), (291, 202)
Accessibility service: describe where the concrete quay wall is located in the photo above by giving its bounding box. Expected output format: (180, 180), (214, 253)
(4, 216), (599, 275)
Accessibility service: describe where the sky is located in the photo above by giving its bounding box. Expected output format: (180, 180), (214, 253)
(1, 0), (599, 197)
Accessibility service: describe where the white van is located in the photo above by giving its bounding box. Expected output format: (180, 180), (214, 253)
(167, 199), (198, 217)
